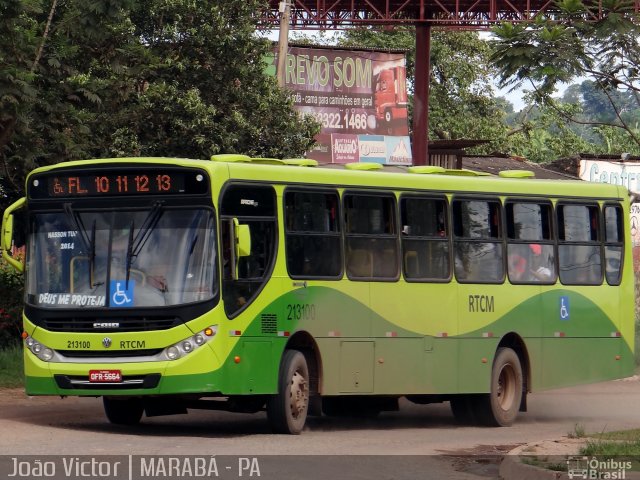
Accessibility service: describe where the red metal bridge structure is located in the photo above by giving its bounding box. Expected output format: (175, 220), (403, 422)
(259, 0), (640, 165)
(259, 0), (639, 29)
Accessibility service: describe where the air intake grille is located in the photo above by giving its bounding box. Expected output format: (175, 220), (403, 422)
(58, 349), (163, 358)
(43, 316), (180, 332)
(261, 313), (277, 334)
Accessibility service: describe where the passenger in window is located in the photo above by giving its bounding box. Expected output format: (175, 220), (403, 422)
(508, 250), (528, 282)
(528, 244), (552, 282)
(509, 243), (552, 283)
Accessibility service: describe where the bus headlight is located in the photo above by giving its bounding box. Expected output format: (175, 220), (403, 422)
(39, 348), (54, 362)
(163, 325), (217, 361)
(24, 336), (55, 362)
(166, 346), (181, 360)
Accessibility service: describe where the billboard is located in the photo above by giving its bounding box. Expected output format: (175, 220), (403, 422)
(578, 159), (640, 255)
(270, 45), (411, 165)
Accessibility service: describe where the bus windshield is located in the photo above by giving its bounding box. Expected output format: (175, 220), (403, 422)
(26, 207), (216, 308)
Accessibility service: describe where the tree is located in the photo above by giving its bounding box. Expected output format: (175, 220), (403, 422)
(0, 0), (319, 208)
(490, 0), (640, 151)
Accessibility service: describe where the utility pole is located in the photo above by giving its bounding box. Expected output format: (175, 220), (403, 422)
(277, 1), (291, 88)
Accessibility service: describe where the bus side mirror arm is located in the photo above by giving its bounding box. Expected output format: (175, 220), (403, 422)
(2, 197), (26, 272)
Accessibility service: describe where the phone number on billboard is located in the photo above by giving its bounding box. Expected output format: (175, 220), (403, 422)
(312, 111), (369, 131)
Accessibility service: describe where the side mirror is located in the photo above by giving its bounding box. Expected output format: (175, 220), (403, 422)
(2, 197), (26, 272)
(228, 218), (251, 281)
(234, 218), (252, 258)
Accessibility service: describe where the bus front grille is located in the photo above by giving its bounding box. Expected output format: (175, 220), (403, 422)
(57, 349), (164, 358)
(43, 316), (180, 332)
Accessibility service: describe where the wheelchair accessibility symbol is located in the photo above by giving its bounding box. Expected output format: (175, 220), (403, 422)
(560, 296), (570, 321)
(110, 280), (135, 307)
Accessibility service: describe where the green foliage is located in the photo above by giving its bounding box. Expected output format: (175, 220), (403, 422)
(0, 344), (23, 387)
(0, 258), (23, 347)
(490, 0), (640, 151)
(581, 439), (640, 456)
(0, 0), (319, 209)
(507, 107), (594, 163)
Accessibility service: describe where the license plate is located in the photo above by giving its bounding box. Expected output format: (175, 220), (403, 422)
(89, 370), (122, 383)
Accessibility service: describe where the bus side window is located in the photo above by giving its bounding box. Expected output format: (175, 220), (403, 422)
(344, 193), (399, 281)
(453, 199), (504, 283)
(557, 204), (602, 285)
(505, 202), (556, 284)
(284, 190), (342, 279)
(604, 204), (624, 285)
(400, 196), (450, 281)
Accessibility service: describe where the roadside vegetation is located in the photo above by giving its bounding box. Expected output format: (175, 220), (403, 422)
(0, 344), (23, 388)
(581, 430), (640, 457)
(0, 256), (23, 389)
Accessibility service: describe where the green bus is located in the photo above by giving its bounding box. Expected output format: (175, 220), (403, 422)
(2, 155), (635, 434)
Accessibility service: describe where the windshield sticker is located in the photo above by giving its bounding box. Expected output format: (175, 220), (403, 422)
(109, 280), (135, 307)
(47, 231), (78, 239)
(38, 293), (105, 307)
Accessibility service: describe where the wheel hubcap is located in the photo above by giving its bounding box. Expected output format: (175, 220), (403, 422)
(289, 370), (309, 419)
(497, 363), (516, 411)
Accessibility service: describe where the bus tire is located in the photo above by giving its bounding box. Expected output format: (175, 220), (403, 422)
(476, 347), (523, 427)
(103, 397), (144, 425)
(267, 350), (309, 434)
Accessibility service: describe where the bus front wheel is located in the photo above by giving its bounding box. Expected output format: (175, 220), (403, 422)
(103, 397), (144, 425)
(476, 347), (523, 427)
(267, 350), (309, 434)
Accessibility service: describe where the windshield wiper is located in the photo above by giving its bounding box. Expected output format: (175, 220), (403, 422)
(124, 201), (164, 288)
(89, 219), (96, 288)
(125, 220), (135, 289)
(63, 203), (96, 289)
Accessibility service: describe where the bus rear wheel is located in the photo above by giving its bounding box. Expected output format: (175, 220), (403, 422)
(103, 397), (144, 425)
(476, 347), (523, 426)
(267, 350), (309, 434)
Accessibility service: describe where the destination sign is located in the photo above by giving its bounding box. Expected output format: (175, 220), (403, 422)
(29, 169), (209, 199)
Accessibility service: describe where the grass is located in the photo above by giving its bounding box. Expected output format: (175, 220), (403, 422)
(581, 429), (640, 457)
(581, 439), (640, 457)
(0, 344), (24, 388)
(568, 423), (587, 439)
(591, 429), (640, 442)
